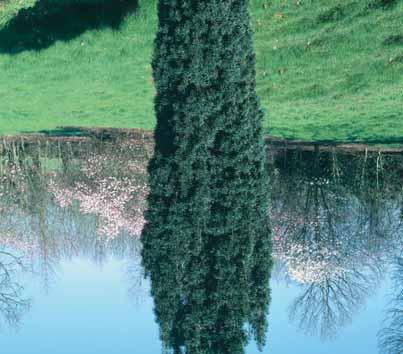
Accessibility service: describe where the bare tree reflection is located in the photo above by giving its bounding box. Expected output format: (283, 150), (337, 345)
(0, 134), (402, 339)
(0, 136), (149, 283)
(378, 257), (403, 354)
(289, 261), (380, 339)
(0, 250), (30, 329)
(0, 135), (150, 329)
(269, 147), (402, 340)
(126, 255), (149, 308)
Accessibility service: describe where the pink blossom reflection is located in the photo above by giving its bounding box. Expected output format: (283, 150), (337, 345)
(49, 143), (149, 240)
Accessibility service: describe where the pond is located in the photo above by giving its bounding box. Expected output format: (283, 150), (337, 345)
(0, 134), (402, 354)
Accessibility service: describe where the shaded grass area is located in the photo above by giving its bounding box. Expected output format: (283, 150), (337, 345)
(0, 0), (139, 53)
(0, 0), (37, 29)
(0, 0), (402, 142)
(0, 0), (155, 134)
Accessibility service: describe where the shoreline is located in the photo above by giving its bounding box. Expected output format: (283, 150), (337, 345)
(1, 126), (403, 154)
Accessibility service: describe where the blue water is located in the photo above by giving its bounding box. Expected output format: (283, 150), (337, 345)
(0, 255), (394, 354)
(0, 138), (401, 354)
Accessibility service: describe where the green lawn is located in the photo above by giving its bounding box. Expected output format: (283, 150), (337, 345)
(0, 0), (402, 142)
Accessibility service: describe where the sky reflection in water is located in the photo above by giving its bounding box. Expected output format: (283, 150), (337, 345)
(0, 135), (401, 354)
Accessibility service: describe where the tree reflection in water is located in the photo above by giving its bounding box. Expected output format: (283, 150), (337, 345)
(0, 135), (402, 344)
(379, 256), (403, 354)
(0, 135), (150, 327)
(141, 120), (272, 351)
(270, 147), (403, 340)
(0, 249), (30, 330)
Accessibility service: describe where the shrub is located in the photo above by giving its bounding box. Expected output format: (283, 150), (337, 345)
(142, 0), (272, 353)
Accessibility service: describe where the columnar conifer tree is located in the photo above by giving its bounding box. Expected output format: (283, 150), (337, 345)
(141, 0), (271, 353)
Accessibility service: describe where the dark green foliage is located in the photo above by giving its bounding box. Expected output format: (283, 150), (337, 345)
(142, 145), (272, 354)
(141, 0), (272, 353)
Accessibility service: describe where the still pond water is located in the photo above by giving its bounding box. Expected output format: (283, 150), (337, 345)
(0, 135), (402, 354)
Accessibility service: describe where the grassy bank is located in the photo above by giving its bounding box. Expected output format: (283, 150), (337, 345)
(0, 0), (402, 141)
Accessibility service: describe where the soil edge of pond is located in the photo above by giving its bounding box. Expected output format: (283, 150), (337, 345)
(1, 126), (402, 154)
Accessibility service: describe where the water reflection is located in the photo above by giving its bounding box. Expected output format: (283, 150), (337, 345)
(378, 256), (403, 354)
(270, 148), (403, 340)
(0, 249), (30, 330)
(0, 135), (402, 353)
(0, 136), (148, 327)
(141, 118), (272, 353)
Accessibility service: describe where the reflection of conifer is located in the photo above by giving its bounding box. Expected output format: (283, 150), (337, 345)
(142, 0), (271, 353)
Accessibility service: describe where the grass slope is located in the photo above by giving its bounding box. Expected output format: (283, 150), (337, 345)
(0, 0), (402, 141)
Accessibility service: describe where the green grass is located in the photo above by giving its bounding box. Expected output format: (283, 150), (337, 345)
(0, 0), (37, 28)
(0, 0), (402, 142)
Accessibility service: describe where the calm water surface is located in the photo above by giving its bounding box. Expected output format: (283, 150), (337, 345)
(0, 135), (402, 354)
